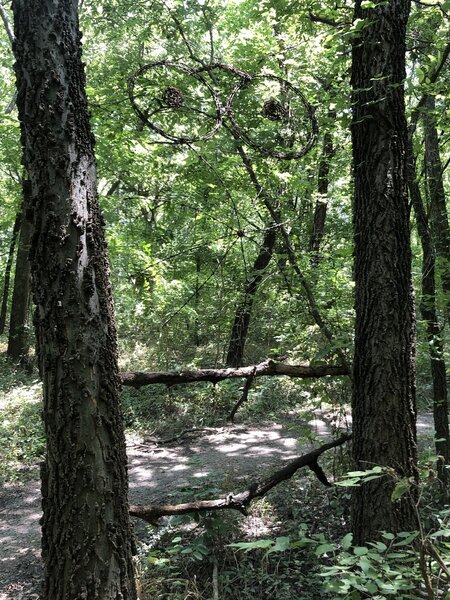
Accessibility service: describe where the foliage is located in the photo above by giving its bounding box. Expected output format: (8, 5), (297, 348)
(0, 343), (44, 482)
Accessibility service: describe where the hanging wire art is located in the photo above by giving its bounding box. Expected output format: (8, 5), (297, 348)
(128, 60), (318, 160)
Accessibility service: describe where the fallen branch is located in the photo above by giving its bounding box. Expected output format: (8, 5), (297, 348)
(120, 359), (350, 388)
(129, 433), (351, 523)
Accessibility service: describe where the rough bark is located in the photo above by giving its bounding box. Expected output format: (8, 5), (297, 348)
(226, 225), (277, 367)
(120, 359), (350, 388)
(7, 181), (32, 361)
(423, 94), (450, 328)
(0, 209), (22, 335)
(130, 433), (351, 523)
(351, 0), (418, 543)
(407, 133), (450, 493)
(12, 1), (136, 598)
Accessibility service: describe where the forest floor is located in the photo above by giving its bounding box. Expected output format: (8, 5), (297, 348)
(0, 412), (435, 599)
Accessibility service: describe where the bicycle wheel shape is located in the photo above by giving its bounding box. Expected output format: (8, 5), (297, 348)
(128, 61), (223, 143)
(226, 74), (318, 160)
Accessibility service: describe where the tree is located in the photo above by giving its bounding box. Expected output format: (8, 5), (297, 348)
(0, 207), (22, 335)
(351, 0), (418, 543)
(12, 0), (136, 597)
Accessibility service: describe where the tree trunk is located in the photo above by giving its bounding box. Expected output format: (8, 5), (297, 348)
(226, 225), (277, 367)
(7, 181), (32, 361)
(407, 134), (450, 494)
(423, 94), (450, 327)
(309, 117), (335, 260)
(0, 209), (22, 335)
(12, 1), (136, 598)
(351, 0), (418, 543)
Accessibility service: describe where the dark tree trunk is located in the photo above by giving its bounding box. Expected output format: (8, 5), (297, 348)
(12, 1), (136, 598)
(423, 95), (450, 327)
(7, 181), (32, 361)
(226, 225), (277, 367)
(351, 0), (418, 543)
(407, 134), (450, 493)
(0, 209), (22, 335)
(309, 119), (335, 260)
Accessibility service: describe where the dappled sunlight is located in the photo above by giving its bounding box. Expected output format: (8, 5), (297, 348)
(126, 422), (325, 506)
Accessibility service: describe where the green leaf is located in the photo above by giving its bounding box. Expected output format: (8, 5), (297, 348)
(430, 529), (450, 539)
(335, 477), (362, 487)
(342, 532), (353, 550)
(393, 531), (419, 546)
(315, 543), (336, 556)
(268, 536), (290, 553)
(228, 539), (273, 552)
(391, 478), (411, 502)
(353, 546), (369, 556)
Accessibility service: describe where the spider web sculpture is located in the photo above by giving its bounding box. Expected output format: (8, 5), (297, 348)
(128, 61), (223, 143)
(128, 60), (318, 160)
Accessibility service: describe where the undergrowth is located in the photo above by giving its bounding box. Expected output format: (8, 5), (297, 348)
(0, 345), (44, 483)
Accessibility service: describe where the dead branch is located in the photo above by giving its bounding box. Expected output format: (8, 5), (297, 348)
(129, 433), (351, 523)
(120, 359), (350, 389)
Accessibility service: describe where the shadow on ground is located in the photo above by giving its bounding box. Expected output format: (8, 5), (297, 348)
(0, 413), (434, 599)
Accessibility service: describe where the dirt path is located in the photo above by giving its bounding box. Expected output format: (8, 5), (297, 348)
(0, 413), (435, 599)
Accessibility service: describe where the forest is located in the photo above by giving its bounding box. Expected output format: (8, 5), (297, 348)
(0, 0), (450, 598)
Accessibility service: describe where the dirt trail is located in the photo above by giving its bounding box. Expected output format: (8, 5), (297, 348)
(0, 413), (435, 599)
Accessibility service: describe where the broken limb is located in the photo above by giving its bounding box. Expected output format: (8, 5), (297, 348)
(120, 359), (350, 388)
(129, 433), (351, 523)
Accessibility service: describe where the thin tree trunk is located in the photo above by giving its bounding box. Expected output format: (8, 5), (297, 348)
(7, 180), (32, 361)
(309, 119), (335, 260)
(351, 0), (418, 543)
(12, 1), (136, 598)
(0, 210), (22, 334)
(235, 143), (350, 371)
(407, 134), (450, 493)
(226, 225), (277, 367)
(423, 95), (450, 327)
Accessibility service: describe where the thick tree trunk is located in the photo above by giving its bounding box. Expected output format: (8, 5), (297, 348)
(0, 209), (22, 335)
(407, 134), (450, 493)
(7, 181), (32, 361)
(226, 225), (277, 367)
(351, 0), (418, 543)
(423, 95), (450, 327)
(12, 1), (136, 598)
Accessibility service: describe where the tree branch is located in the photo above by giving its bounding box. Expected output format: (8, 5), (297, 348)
(129, 433), (351, 523)
(228, 366), (256, 422)
(120, 359), (350, 388)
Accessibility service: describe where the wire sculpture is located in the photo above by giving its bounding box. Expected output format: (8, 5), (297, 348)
(128, 60), (318, 160)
